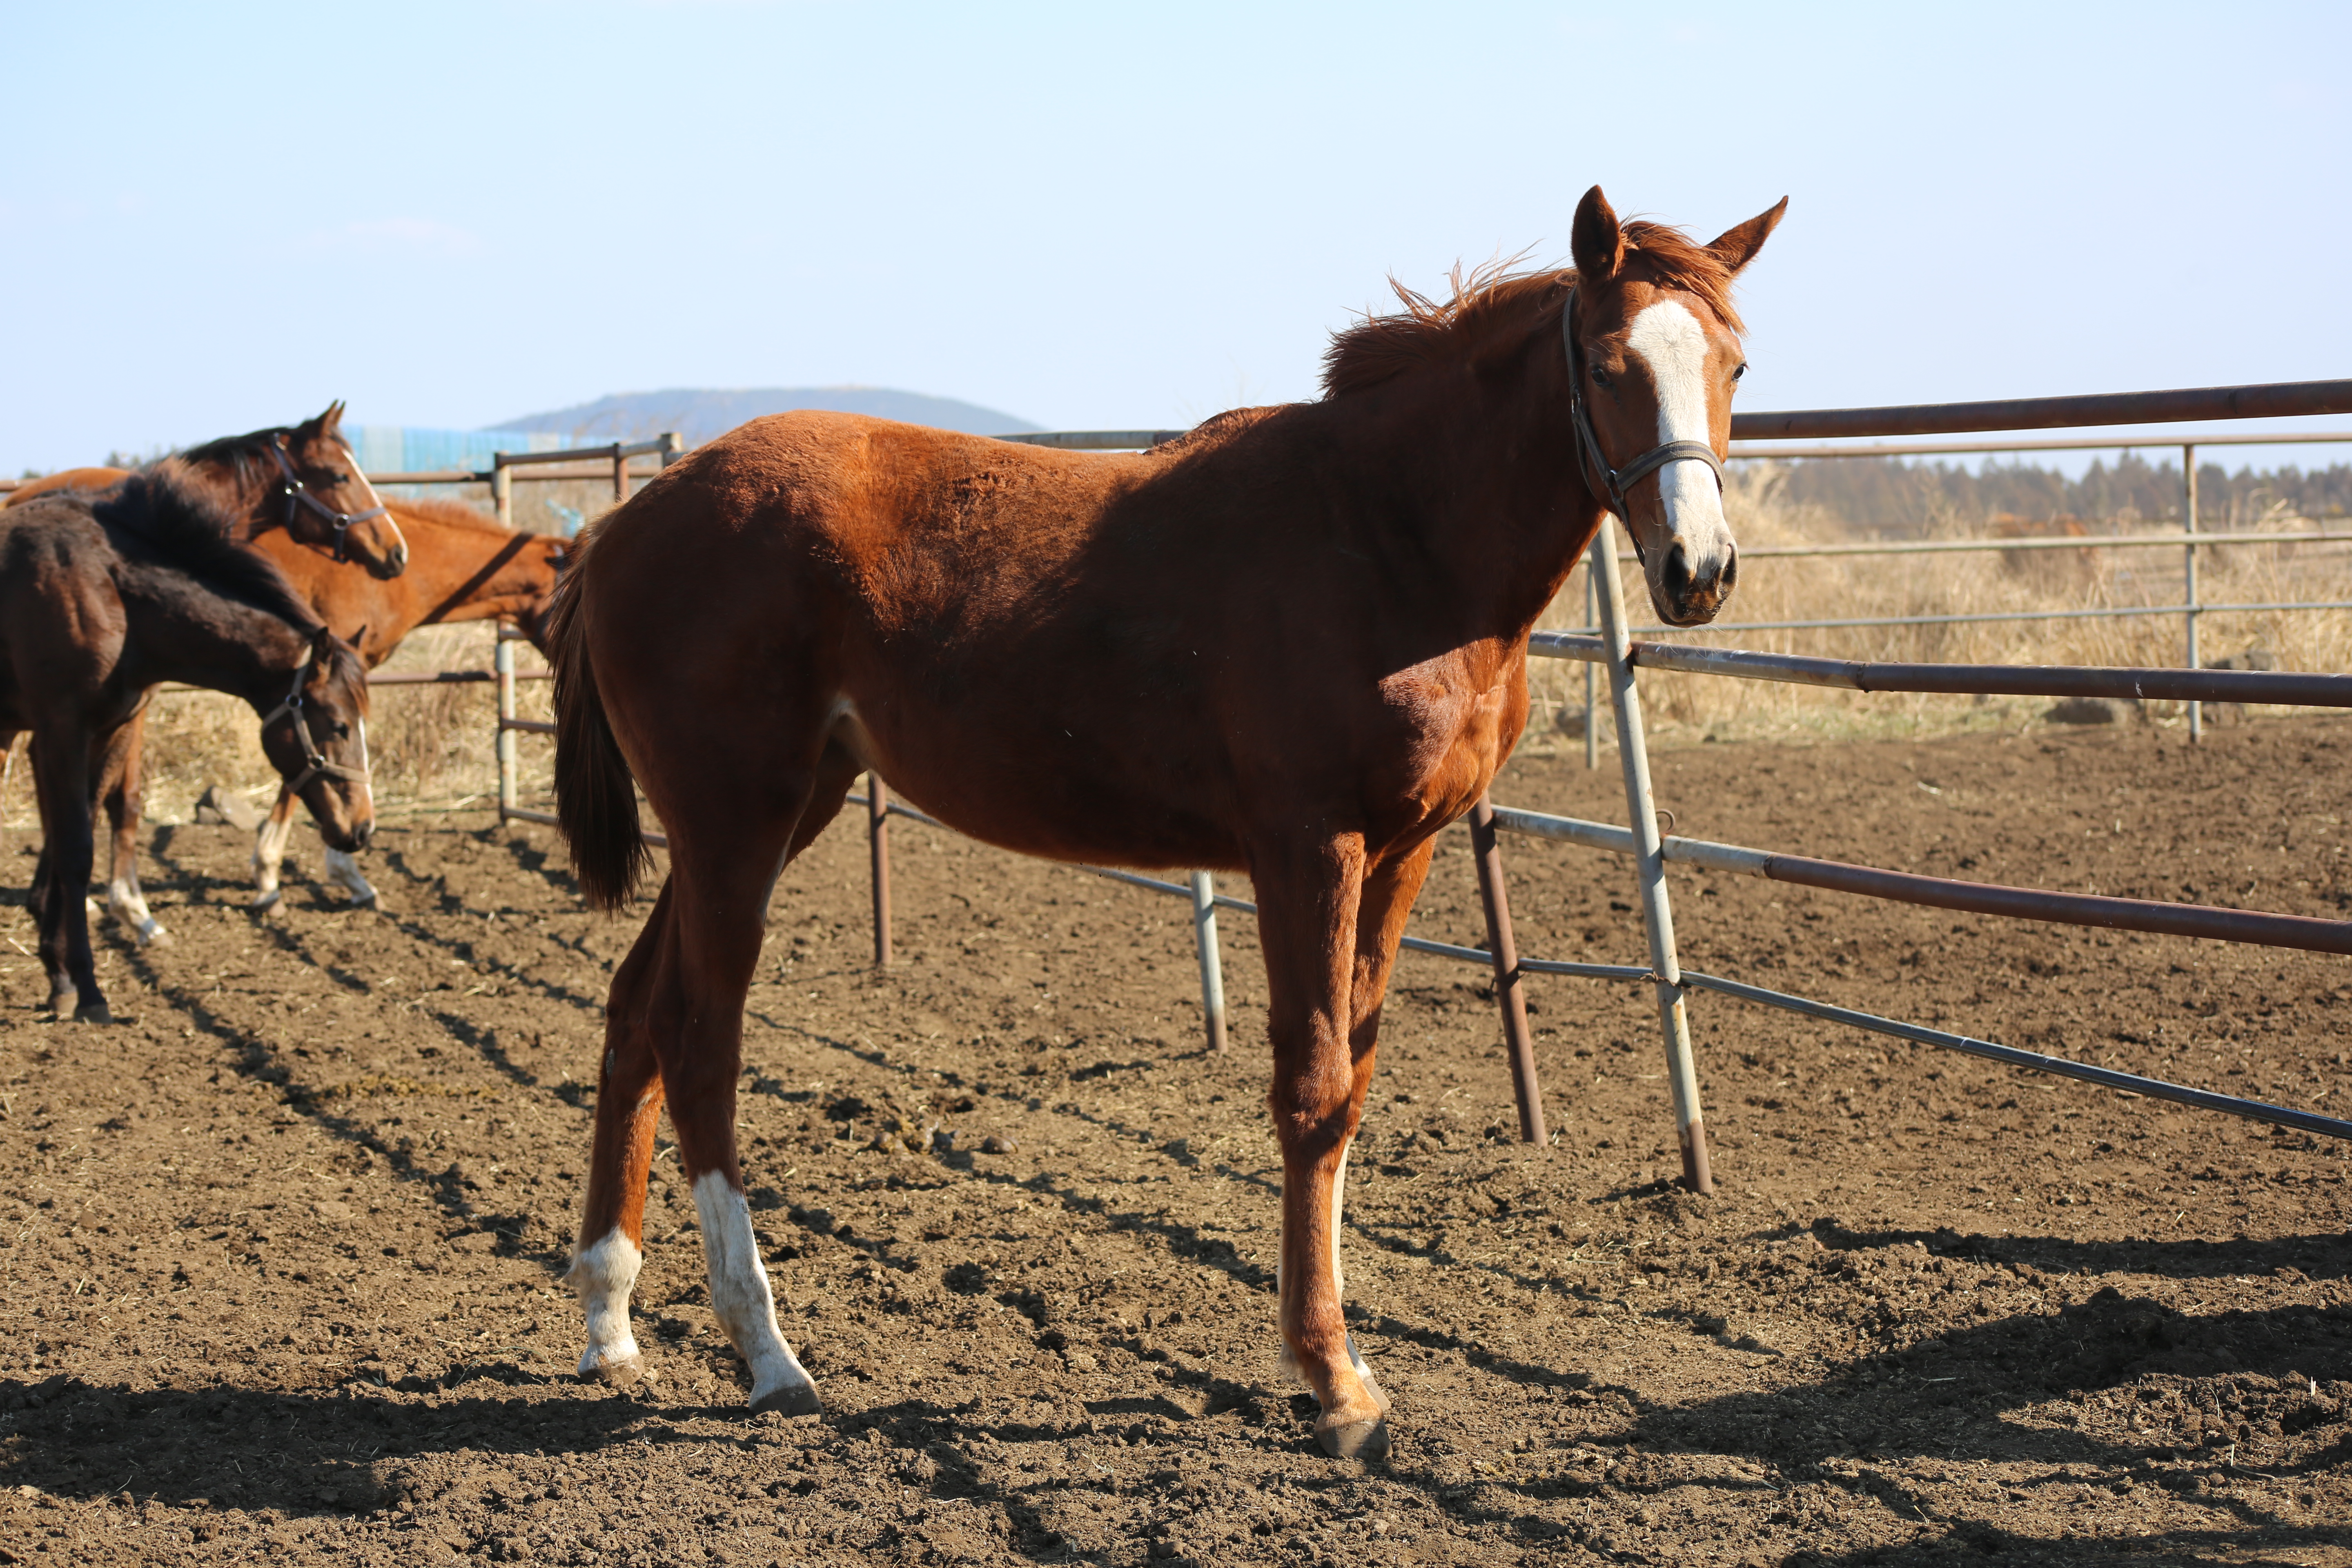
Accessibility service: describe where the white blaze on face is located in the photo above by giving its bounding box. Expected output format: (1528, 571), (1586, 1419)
(1624, 298), (1734, 579)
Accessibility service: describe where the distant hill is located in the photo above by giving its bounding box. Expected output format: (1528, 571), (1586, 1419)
(489, 388), (1040, 448)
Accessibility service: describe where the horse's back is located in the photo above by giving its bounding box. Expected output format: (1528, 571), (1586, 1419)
(4, 468), (131, 509)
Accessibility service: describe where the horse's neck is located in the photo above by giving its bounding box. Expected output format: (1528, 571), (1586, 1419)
(178, 460), (275, 537)
(402, 519), (557, 630)
(1329, 357), (1604, 643)
(117, 574), (307, 709)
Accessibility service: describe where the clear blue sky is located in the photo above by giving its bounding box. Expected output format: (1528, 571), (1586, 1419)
(5, 2), (2348, 474)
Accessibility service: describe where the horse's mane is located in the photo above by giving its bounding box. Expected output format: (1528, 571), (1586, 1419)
(94, 465), (358, 691)
(173, 422), (301, 490)
(1321, 221), (1744, 399)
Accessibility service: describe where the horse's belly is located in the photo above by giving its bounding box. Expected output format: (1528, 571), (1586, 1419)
(840, 697), (1243, 874)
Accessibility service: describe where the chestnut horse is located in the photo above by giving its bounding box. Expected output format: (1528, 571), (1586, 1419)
(0, 468), (374, 1022)
(5, 401), (411, 580)
(73, 492), (568, 938)
(547, 186), (1782, 1456)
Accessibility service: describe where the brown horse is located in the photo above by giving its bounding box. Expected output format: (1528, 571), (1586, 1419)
(546, 186), (1782, 1455)
(4, 402), (410, 580)
(80, 492), (568, 938)
(0, 467), (374, 1022)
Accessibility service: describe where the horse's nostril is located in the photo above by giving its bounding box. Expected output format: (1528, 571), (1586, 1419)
(1662, 541), (1693, 595)
(1719, 547), (1739, 593)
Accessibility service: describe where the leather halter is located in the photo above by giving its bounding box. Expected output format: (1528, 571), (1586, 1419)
(1562, 286), (1726, 532)
(267, 436), (390, 563)
(260, 654), (369, 797)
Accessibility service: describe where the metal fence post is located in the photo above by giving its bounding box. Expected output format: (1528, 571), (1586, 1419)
(492, 454), (513, 531)
(1469, 793), (1548, 1143)
(611, 442), (628, 508)
(1583, 559), (1600, 770)
(660, 432), (685, 468)
(2184, 443), (2202, 741)
(1188, 871), (1228, 1054)
(1591, 527), (1714, 1194)
(867, 772), (893, 968)
(494, 629), (518, 824)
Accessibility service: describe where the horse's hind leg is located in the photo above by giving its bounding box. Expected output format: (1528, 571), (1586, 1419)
(567, 879), (677, 1386)
(653, 757), (853, 1415)
(98, 708), (167, 947)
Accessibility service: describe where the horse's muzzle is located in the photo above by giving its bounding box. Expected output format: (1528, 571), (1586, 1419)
(1652, 539), (1738, 627)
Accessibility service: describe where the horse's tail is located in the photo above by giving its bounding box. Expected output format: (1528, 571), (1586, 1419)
(547, 537), (648, 911)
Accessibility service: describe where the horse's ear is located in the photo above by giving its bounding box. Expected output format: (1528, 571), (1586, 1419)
(311, 625), (336, 662)
(319, 399), (347, 433)
(1705, 197), (1789, 276)
(1571, 186), (1625, 284)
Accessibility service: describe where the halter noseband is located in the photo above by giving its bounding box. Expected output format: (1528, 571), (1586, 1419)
(260, 654), (369, 797)
(267, 435), (390, 564)
(1562, 286), (1726, 535)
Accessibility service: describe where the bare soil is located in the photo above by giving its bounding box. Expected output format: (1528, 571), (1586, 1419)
(3, 715), (2350, 1566)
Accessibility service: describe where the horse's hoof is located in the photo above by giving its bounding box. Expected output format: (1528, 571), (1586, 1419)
(138, 923), (172, 949)
(250, 894), (285, 920)
(749, 1380), (822, 1417)
(579, 1351), (644, 1388)
(1314, 1415), (1391, 1460)
(44, 988), (76, 1017)
(73, 1000), (113, 1026)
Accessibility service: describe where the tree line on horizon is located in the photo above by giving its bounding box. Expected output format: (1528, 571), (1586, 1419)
(1744, 451), (2352, 535)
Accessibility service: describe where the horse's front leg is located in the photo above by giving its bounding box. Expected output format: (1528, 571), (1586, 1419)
(1255, 829), (1395, 1458)
(99, 708), (167, 947)
(249, 786), (297, 913)
(322, 846), (379, 908)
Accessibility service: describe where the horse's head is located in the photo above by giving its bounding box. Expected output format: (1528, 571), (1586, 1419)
(1566, 186), (1784, 627)
(261, 626), (375, 853)
(274, 401), (411, 580)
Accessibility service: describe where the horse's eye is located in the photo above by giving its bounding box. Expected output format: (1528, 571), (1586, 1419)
(1731, 363), (1747, 382)
(1590, 367), (1612, 388)
(332, 721), (351, 739)
(319, 470), (348, 486)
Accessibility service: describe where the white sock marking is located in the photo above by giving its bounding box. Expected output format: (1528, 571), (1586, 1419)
(106, 877), (165, 946)
(250, 813), (295, 907)
(690, 1170), (814, 1408)
(567, 1227), (644, 1379)
(323, 846), (377, 904)
(1625, 297), (1735, 577)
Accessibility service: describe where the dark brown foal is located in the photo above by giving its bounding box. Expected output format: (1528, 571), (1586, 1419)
(548, 186), (1784, 1454)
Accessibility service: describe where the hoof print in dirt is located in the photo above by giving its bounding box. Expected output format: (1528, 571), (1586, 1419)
(1315, 1416), (1390, 1460)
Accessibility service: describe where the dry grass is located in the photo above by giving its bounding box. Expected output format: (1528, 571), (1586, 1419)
(1521, 461), (2352, 755)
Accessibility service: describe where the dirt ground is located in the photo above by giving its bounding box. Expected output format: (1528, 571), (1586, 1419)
(2, 713), (2349, 1566)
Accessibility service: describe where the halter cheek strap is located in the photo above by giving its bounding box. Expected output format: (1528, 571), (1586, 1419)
(267, 436), (390, 564)
(1562, 286), (1726, 532)
(259, 658), (369, 797)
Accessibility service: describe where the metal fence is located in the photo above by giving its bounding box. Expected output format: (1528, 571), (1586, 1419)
(40, 393), (2352, 1188)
